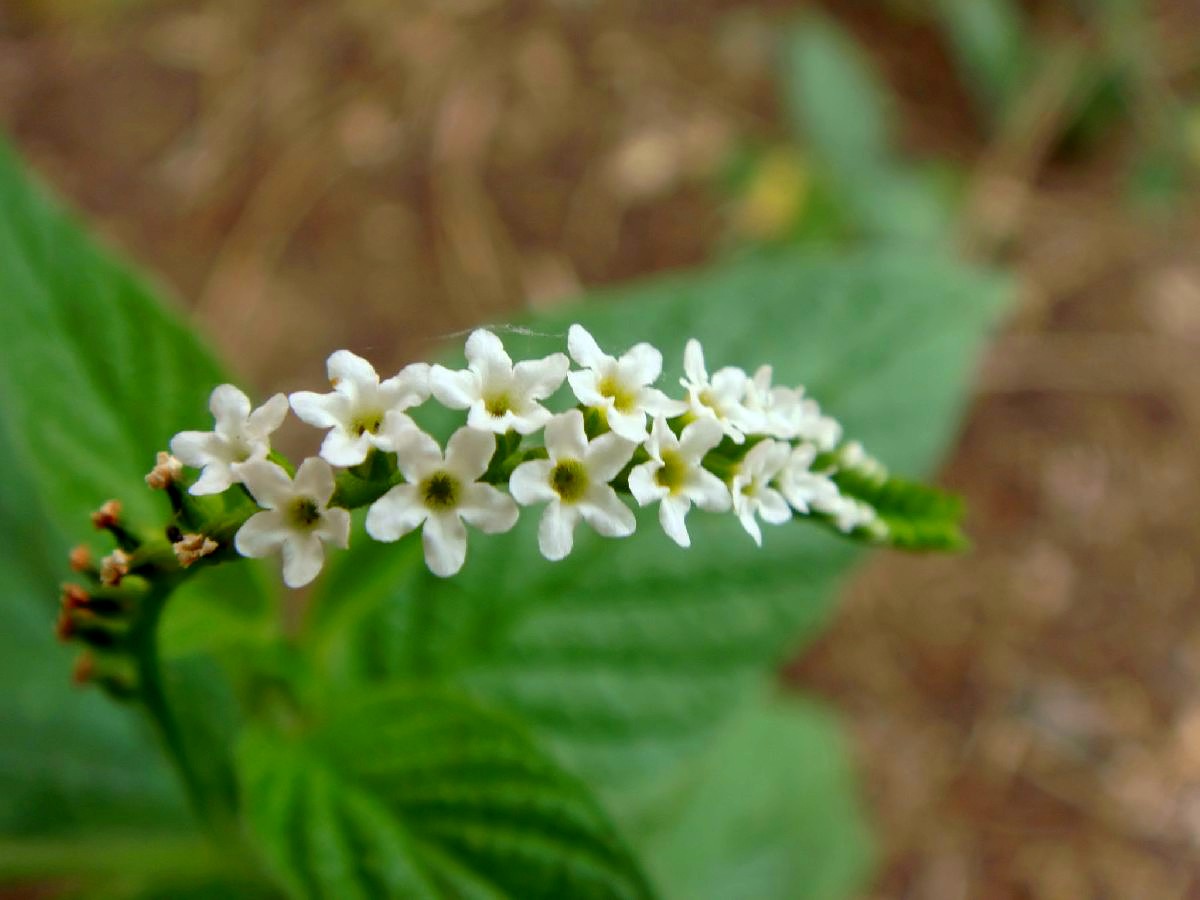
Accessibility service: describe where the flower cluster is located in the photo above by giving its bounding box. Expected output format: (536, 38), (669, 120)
(164, 325), (888, 586)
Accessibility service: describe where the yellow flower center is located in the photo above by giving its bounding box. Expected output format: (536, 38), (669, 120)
(420, 471), (461, 511)
(288, 497), (321, 529)
(550, 459), (589, 503)
(484, 392), (512, 418)
(598, 375), (638, 414)
(351, 411), (384, 436)
(654, 449), (688, 493)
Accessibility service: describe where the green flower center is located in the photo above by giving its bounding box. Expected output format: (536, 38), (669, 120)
(550, 458), (589, 503)
(598, 375), (638, 414)
(654, 449), (689, 493)
(484, 392), (512, 418)
(420, 471), (461, 511)
(352, 411), (384, 436)
(288, 497), (321, 529)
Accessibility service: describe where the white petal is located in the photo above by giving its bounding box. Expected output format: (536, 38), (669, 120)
(209, 384), (252, 426)
(293, 457), (336, 505)
(458, 483), (519, 534)
(567, 323), (608, 370)
(234, 510), (288, 558)
(379, 362), (431, 408)
(579, 486), (635, 537)
(683, 339), (707, 385)
(365, 484), (428, 542)
(238, 460), (296, 509)
(605, 407), (648, 443)
(445, 427), (495, 481)
(507, 406), (552, 435)
(189, 462), (237, 496)
(659, 495), (692, 548)
(643, 416), (672, 462)
(320, 429), (371, 467)
(621, 342), (662, 386)
(711, 367), (749, 404)
(566, 369), (605, 407)
(378, 411), (420, 447)
(171, 430), (221, 467)
(466, 403), (517, 434)
(327, 350), (379, 390)
(429, 365), (479, 409)
(390, 428), (442, 482)
(464, 329), (513, 382)
(422, 511), (468, 577)
(640, 388), (688, 418)
(315, 507), (351, 549)
(738, 511), (763, 546)
(627, 462), (666, 507)
(678, 417), (724, 461)
(281, 533), (325, 588)
(585, 432), (636, 482)
(245, 393), (290, 438)
(538, 501), (579, 561)
(289, 391), (348, 430)
(509, 460), (555, 505)
(543, 410), (588, 461)
(758, 488), (793, 525)
(512, 353), (569, 400)
(687, 469), (731, 512)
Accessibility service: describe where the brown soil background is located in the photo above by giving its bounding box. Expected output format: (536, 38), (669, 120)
(3, 1), (1200, 896)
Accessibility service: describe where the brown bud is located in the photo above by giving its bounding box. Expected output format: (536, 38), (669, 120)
(173, 533), (219, 568)
(72, 652), (96, 685)
(145, 451), (183, 490)
(55, 610), (75, 641)
(99, 549), (131, 587)
(68, 545), (93, 573)
(91, 500), (123, 530)
(61, 583), (91, 610)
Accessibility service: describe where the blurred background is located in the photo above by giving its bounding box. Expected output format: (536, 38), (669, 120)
(3, 0), (1200, 895)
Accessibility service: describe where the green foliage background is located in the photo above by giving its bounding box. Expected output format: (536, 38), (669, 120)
(0, 114), (1005, 900)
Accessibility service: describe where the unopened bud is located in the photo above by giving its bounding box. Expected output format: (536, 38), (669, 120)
(68, 545), (94, 573)
(99, 549), (131, 587)
(173, 533), (219, 568)
(145, 452), (183, 490)
(72, 652), (96, 685)
(61, 583), (91, 610)
(91, 500), (123, 530)
(55, 609), (75, 641)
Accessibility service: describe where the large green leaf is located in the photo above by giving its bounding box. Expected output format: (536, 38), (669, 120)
(634, 694), (873, 900)
(0, 138), (269, 845)
(238, 686), (654, 900)
(312, 248), (1008, 801)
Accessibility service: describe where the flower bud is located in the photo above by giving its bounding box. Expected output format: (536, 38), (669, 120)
(173, 533), (219, 568)
(144, 451), (183, 490)
(90, 500), (122, 530)
(99, 549), (131, 587)
(68, 545), (94, 573)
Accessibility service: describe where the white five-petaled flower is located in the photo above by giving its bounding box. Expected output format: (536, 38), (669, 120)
(234, 458), (351, 588)
(730, 439), (793, 546)
(628, 417), (729, 548)
(566, 324), (686, 443)
(777, 444), (842, 515)
(289, 350), (430, 467)
(680, 339), (757, 443)
(170, 385), (289, 495)
(509, 409), (636, 560)
(365, 426), (518, 577)
(430, 329), (569, 435)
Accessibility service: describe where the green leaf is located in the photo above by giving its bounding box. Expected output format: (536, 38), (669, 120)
(633, 694), (873, 900)
(238, 686), (654, 900)
(313, 248), (1008, 800)
(935, 0), (1031, 123)
(0, 136), (270, 839)
(778, 19), (953, 244)
(833, 467), (967, 551)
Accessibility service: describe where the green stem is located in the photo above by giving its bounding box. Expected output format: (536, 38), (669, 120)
(129, 584), (231, 836)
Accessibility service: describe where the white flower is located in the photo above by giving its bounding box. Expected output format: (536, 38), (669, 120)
(777, 444), (842, 514)
(628, 417), (729, 548)
(826, 496), (880, 534)
(365, 426), (518, 577)
(791, 396), (843, 451)
(730, 439), (792, 546)
(170, 385), (289, 495)
(680, 339), (757, 443)
(289, 350), (430, 467)
(234, 457), (351, 588)
(509, 409), (636, 560)
(566, 324), (685, 442)
(430, 329), (569, 435)
(838, 440), (887, 480)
